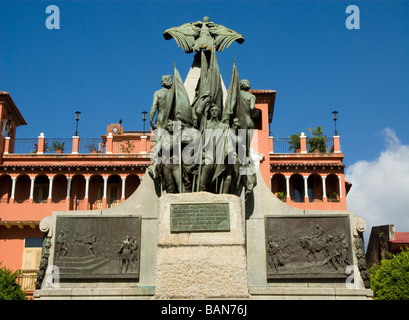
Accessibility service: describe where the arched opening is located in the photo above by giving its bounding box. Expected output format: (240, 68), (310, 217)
(271, 173), (286, 201)
(70, 175), (85, 210)
(307, 173), (323, 202)
(125, 174), (140, 199)
(107, 174), (121, 208)
(33, 175), (49, 204)
(290, 174), (304, 202)
(15, 174), (30, 203)
(89, 175), (103, 210)
(326, 174), (340, 202)
(0, 175), (12, 203)
(52, 174), (67, 203)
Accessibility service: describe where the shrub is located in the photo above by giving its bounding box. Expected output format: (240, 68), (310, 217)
(369, 248), (409, 300)
(288, 133), (301, 152)
(306, 126), (326, 153)
(0, 262), (27, 300)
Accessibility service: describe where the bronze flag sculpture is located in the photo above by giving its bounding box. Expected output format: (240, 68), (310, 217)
(149, 17), (256, 198)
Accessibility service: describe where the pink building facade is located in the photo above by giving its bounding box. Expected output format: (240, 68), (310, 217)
(0, 90), (348, 297)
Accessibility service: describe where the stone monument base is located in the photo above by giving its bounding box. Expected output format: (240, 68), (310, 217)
(245, 169), (373, 300)
(34, 169), (373, 300)
(154, 192), (249, 299)
(249, 286), (373, 300)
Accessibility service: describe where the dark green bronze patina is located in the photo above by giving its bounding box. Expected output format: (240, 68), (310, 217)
(170, 203), (230, 232)
(54, 216), (141, 280)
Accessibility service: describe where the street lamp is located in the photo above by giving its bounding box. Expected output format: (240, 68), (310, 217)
(332, 110), (338, 136)
(75, 111), (81, 136)
(142, 111), (147, 132)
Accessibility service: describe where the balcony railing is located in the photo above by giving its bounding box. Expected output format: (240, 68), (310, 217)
(12, 138), (73, 154)
(78, 138), (105, 154)
(16, 269), (37, 291)
(11, 138), (37, 154)
(9, 138), (104, 154)
(8, 135), (336, 155)
(277, 196), (340, 203)
(6, 137), (152, 155)
(271, 137), (334, 154)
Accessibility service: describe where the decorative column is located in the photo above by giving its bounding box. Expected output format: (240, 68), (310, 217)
(66, 177), (72, 210)
(47, 176), (54, 204)
(29, 176), (35, 203)
(285, 176), (291, 202)
(300, 132), (307, 153)
(37, 133), (45, 154)
(303, 176), (309, 202)
(332, 136), (341, 153)
(321, 175), (327, 203)
(338, 175), (343, 198)
(72, 136), (79, 154)
(10, 176), (16, 202)
(106, 133), (113, 154)
(121, 176), (126, 202)
(102, 176), (108, 209)
(140, 135), (147, 153)
(3, 137), (11, 154)
(84, 176), (90, 209)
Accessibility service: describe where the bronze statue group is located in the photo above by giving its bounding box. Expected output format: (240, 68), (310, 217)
(148, 19), (257, 197)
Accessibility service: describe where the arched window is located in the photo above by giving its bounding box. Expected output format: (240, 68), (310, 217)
(33, 175), (49, 204)
(15, 174), (30, 203)
(326, 174), (340, 202)
(70, 174), (85, 210)
(307, 173), (323, 202)
(290, 174), (304, 202)
(271, 173), (286, 201)
(125, 174), (141, 199)
(0, 175), (12, 203)
(52, 174), (67, 203)
(89, 175), (103, 210)
(107, 174), (121, 208)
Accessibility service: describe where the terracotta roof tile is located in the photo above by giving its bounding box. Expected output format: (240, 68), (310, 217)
(249, 89), (276, 94)
(270, 162), (345, 167)
(390, 232), (409, 244)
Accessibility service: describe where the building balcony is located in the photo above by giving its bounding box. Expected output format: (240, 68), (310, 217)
(2, 131), (153, 156)
(12, 269), (37, 300)
(269, 134), (341, 155)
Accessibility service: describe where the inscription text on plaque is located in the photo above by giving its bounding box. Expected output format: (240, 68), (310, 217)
(170, 203), (230, 232)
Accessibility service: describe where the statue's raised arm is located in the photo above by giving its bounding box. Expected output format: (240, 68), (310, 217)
(163, 16), (244, 53)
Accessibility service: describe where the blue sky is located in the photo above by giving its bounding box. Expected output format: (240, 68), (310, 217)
(1, 0), (408, 167)
(1, 1), (409, 234)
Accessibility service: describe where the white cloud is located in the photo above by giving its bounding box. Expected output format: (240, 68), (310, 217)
(345, 128), (409, 242)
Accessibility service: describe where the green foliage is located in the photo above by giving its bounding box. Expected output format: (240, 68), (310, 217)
(276, 191), (286, 200)
(85, 143), (98, 152)
(288, 133), (301, 152)
(369, 248), (409, 300)
(120, 140), (135, 153)
(0, 262), (27, 300)
(306, 126), (326, 153)
(51, 141), (65, 151)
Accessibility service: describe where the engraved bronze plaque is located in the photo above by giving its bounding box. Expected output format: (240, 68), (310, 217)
(265, 215), (353, 280)
(170, 203), (230, 232)
(54, 215), (141, 280)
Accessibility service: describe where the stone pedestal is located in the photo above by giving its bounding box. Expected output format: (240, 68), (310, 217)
(245, 168), (373, 300)
(154, 192), (248, 299)
(34, 170), (159, 300)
